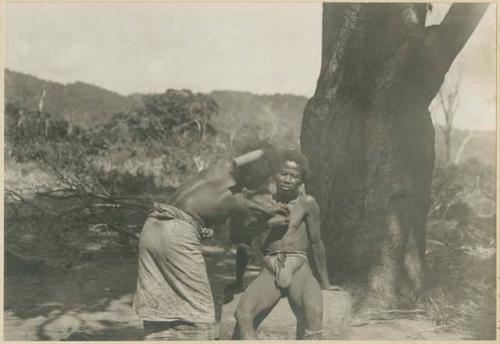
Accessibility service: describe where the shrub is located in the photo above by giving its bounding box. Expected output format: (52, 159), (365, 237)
(425, 159), (496, 338)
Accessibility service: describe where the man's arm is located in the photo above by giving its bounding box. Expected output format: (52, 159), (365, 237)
(227, 194), (273, 291)
(229, 210), (248, 242)
(227, 211), (251, 291)
(304, 196), (340, 290)
(236, 193), (288, 218)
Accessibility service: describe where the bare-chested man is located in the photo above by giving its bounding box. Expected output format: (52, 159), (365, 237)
(133, 147), (282, 340)
(232, 150), (341, 340)
(225, 187), (287, 295)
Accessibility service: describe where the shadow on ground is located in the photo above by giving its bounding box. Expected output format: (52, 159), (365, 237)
(4, 248), (466, 341)
(4, 249), (258, 341)
(4, 257), (142, 340)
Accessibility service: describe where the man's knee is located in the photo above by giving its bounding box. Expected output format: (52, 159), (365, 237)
(234, 305), (253, 326)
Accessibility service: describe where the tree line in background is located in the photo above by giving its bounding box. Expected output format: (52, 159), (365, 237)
(4, 88), (300, 261)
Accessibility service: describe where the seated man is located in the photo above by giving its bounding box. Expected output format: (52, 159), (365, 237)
(133, 146), (281, 341)
(233, 150), (341, 340)
(225, 187), (288, 295)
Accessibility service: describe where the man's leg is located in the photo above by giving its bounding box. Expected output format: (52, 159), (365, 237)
(226, 243), (250, 292)
(235, 243), (250, 288)
(233, 268), (282, 339)
(287, 263), (323, 340)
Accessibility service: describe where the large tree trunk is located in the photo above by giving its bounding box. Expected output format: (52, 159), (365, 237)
(301, 3), (487, 311)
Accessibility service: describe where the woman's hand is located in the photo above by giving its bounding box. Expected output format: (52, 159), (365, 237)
(245, 197), (289, 218)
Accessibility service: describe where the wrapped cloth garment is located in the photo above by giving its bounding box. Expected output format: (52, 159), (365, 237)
(143, 320), (215, 341)
(263, 250), (308, 289)
(149, 202), (214, 239)
(132, 203), (215, 331)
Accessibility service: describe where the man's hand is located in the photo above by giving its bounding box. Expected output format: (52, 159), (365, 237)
(277, 203), (290, 215)
(268, 214), (290, 229)
(321, 284), (344, 291)
(241, 197), (288, 218)
(267, 203), (290, 216)
(200, 228), (214, 239)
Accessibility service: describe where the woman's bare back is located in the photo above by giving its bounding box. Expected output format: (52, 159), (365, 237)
(170, 164), (245, 227)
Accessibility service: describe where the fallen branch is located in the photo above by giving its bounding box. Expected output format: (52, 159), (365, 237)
(362, 309), (427, 315)
(359, 309), (428, 321)
(419, 324), (454, 332)
(5, 189), (46, 212)
(92, 203), (149, 211)
(8, 148), (151, 245)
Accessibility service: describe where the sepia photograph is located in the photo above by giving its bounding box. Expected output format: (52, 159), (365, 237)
(4, 1), (497, 341)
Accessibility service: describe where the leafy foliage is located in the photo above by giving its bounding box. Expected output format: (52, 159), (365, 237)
(425, 159), (495, 339)
(100, 90), (218, 145)
(5, 88), (229, 261)
(5, 73), (496, 339)
(5, 101), (89, 162)
(209, 90), (305, 150)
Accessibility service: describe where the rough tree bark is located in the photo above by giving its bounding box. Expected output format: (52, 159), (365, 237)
(301, 3), (488, 311)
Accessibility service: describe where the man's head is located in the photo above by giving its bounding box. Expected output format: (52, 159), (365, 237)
(232, 143), (280, 191)
(275, 149), (310, 194)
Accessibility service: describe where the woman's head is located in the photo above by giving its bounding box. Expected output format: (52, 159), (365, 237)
(232, 141), (280, 190)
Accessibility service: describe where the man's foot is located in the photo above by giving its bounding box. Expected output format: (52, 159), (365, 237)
(223, 283), (245, 304)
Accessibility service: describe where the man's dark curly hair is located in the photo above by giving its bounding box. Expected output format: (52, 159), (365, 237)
(280, 149), (310, 182)
(232, 140), (280, 190)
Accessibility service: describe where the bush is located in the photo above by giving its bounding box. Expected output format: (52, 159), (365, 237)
(4, 91), (234, 260)
(425, 159), (496, 338)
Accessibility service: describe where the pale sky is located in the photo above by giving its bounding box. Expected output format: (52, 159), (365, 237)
(5, 2), (496, 130)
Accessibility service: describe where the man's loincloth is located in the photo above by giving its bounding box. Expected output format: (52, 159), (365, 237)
(133, 203), (215, 326)
(264, 250), (309, 289)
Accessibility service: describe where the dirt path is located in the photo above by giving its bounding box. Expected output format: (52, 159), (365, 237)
(350, 319), (464, 340)
(4, 248), (463, 341)
(4, 248), (260, 340)
(5, 257), (141, 340)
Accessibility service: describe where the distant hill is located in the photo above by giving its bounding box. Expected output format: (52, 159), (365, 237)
(4, 69), (495, 165)
(4, 69), (136, 126)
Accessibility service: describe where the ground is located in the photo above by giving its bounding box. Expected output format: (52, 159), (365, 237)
(4, 245), (465, 341)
